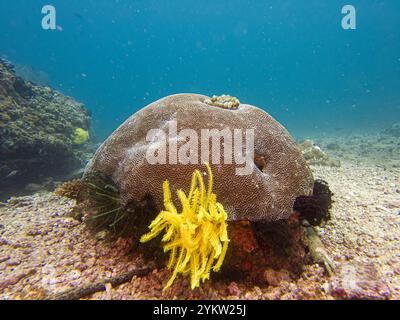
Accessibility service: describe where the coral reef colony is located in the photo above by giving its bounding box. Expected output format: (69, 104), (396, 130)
(0, 58), (399, 300)
(0, 59), (94, 200)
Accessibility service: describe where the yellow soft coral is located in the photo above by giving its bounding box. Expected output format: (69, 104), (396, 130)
(140, 163), (229, 290)
(72, 128), (90, 145)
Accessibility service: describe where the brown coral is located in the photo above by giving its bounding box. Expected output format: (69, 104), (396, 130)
(83, 93), (314, 223)
(55, 179), (82, 200)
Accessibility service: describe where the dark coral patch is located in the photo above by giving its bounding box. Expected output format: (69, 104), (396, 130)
(293, 179), (333, 226)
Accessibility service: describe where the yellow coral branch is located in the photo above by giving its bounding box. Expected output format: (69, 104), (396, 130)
(140, 163), (229, 290)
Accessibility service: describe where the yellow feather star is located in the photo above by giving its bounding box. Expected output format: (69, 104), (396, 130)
(140, 163), (229, 290)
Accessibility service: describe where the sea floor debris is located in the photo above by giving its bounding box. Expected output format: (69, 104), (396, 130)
(299, 139), (341, 167)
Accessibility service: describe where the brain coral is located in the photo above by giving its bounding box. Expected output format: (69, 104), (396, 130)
(83, 94), (314, 223)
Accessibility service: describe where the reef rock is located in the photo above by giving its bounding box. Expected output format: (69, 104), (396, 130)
(331, 262), (391, 300)
(0, 59), (93, 199)
(83, 93), (314, 223)
(299, 140), (340, 167)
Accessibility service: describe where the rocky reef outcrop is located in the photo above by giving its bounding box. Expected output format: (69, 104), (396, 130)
(0, 59), (93, 199)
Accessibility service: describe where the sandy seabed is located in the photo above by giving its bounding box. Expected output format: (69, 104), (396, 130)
(0, 133), (399, 300)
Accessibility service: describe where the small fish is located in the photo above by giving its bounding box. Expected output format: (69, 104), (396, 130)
(5, 170), (18, 178)
(73, 12), (84, 20)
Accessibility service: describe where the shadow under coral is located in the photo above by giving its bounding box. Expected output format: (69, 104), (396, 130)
(213, 218), (307, 287)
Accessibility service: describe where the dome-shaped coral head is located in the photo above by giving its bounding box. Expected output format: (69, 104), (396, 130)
(83, 93), (314, 223)
(140, 163), (229, 290)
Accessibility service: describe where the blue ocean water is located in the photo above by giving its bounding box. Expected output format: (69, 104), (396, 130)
(1, 0), (399, 140)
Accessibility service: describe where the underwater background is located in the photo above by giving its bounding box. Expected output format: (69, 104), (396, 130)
(0, 0), (399, 139)
(1, 1), (400, 301)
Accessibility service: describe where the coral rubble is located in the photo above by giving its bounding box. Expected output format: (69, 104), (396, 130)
(299, 140), (341, 167)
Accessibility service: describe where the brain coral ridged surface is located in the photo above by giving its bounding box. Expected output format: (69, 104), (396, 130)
(84, 93), (313, 222)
